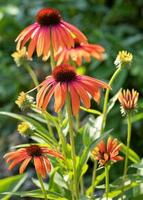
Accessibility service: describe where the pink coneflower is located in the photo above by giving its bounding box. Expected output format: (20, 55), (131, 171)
(55, 39), (105, 66)
(92, 137), (124, 166)
(16, 8), (87, 61)
(36, 64), (110, 116)
(4, 145), (63, 178)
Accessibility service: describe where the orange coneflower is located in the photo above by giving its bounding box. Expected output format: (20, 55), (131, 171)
(118, 89), (139, 115)
(36, 64), (110, 116)
(55, 38), (105, 66)
(16, 8), (87, 61)
(92, 137), (124, 166)
(4, 145), (63, 178)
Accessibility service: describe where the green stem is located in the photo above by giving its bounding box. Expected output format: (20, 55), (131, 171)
(124, 112), (132, 177)
(66, 93), (78, 200)
(80, 177), (84, 195)
(50, 28), (56, 69)
(43, 112), (54, 139)
(37, 173), (48, 200)
(57, 112), (68, 158)
(105, 165), (109, 200)
(101, 66), (122, 133)
(24, 64), (39, 89)
(90, 160), (98, 197)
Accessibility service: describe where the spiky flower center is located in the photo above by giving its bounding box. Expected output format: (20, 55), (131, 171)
(53, 65), (77, 82)
(27, 145), (43, 157)
(36, 8), (62, 26)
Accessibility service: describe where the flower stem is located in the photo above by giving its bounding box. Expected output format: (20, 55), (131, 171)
(105, 165), (109, 200)
(24, 63), (39, 89)
(57, 112), (68, 158)
(101, 66), (122, 133)
(90, 160), (98, 197)
(37, 173), (48, 200)
(50, 28), (56, 69)
(124, 112), (132, 177)
(66, 93), (78, 200)
(43, 112), (55, 139)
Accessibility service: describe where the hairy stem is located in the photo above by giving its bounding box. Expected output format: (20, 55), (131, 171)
(37, 173), (48, 200)
(66, 93), (78, 200)
(124, 112), (132, 177)
(105, 165), (109, 200)
(101, 66), (122, 133)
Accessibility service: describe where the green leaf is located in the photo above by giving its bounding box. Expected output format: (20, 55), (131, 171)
(107, 174), (143, 198)
(4, 190), (68, 200)
(83, 115), (103, 147)
(86, 171), (106, 196)
(0, 111), (58, 146)
(130, 163), (143, 169)
(80, 106), (101, 115)
(0, 174), (27, 200)
(121, 142), (140, 163)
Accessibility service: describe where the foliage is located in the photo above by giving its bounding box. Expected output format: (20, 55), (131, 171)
(0, 0), (143, 200)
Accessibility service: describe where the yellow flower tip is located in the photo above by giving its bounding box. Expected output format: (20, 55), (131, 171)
(11, 47), (30, 66)
(17, 122), (30, 135)
(114, 50), (133, 67)
(15, 91), (34, 110)
(118, 89), (139, 116)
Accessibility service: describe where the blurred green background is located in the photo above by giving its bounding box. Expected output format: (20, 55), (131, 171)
(0, 0), (143, 179)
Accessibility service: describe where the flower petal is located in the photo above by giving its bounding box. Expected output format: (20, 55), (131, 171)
(19, 157), (32, 174)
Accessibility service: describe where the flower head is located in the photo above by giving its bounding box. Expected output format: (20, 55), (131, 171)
(16, 8), (87, 61)
(4, 145), (64, 178)
(55, 39), (105, 66)
(17, 122), (30, 135)
(11, 47), (29, 67)
(36, 64), (110, 116)
(114, 51), (133, 67)
(15, 91), (34, 110)
(92, 137), (123, 166)
(118, 89), (139, 115)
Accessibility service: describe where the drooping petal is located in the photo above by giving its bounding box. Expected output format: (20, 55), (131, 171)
(19, 157), (32, 174)
(8, 157), (27, 171)
(42, 84), (57, 110)
(34, 157), (47, 178)
(54, 83), (67, 112)
(37, 81), (54, 108)
(78, 79), (101, 103)
(61, 21), (87, 42)
(43, 157), (51, 173)
(36, 28), (45, 57)
(72, 82), (90, 108)
(41, 148), (64, 160)
(27, 28), (40, 58)
(69, 83), (80, 116)
(81, 75), (110, 89)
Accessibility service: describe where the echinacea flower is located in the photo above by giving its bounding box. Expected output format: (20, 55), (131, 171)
(118, 89), (139, 115)
(16, 8), (87, 61)
(92, 137), (123, 166)
(36, 64), (110, 116)
(114, 50), (133, 67)
(4, 145), (63, 178)
(55, 39), (105, 66)
(15, 91), (34, 110)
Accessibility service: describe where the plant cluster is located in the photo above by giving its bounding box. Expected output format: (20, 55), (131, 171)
(1, 6), (143, 200)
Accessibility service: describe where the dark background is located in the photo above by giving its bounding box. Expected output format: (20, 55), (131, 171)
(0, 0), (143, 182)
